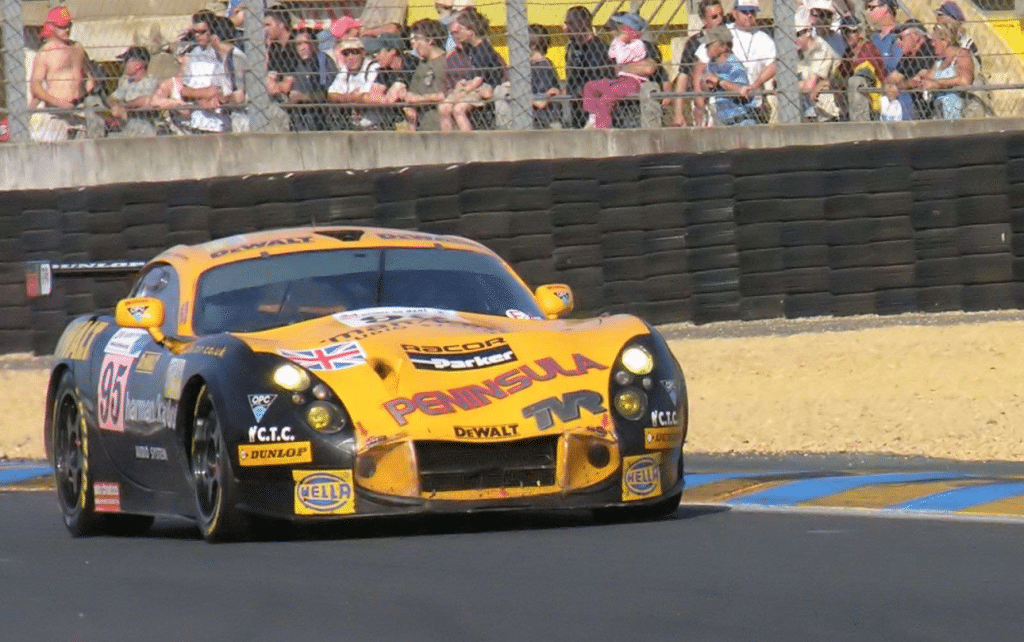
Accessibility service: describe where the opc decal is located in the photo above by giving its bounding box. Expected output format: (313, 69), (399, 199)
(238, 441), (312, 467)
(622, 454), (662, 501)
(384, 353), (607, 426)
(248, 393), (277, 422)
(98, 353), (134, 432)
(644, 427), (683, 450)
(279, 341), (366, 372)
(94, 482), (121, 513)
(292, 470), (355, 515)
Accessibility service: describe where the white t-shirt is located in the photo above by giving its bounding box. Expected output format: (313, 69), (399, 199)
(696, 24), (776, 88)
(328, 58), (379, 95)
(879, 95), (905, 121)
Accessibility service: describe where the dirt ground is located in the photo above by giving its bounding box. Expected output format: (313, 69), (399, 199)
(2, 314), (1022, 462)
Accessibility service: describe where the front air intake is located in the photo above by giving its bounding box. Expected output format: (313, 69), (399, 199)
(415, 437), (558, 493)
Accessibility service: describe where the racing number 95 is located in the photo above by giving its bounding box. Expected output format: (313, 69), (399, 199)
(98, 353), (133, 432)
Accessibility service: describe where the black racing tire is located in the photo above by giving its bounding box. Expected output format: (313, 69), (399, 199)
(191, 384), (248, 543)
(593, 490), (683, 524)
(52, 371), (104, 537)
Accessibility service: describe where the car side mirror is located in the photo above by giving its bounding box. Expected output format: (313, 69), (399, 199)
(115, 297), (167, 344)
(534, 284), (574, 319)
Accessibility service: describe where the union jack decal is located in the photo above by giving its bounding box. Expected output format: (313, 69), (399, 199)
(278, 341), (367, 372)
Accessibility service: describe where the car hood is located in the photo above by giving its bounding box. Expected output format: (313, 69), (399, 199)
(237, 308), (650, 442)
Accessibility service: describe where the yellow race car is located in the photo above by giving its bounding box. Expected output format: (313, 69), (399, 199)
(36, 226), (687, 541)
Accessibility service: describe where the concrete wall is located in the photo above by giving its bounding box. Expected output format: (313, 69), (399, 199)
(5, 119), (1024, 192)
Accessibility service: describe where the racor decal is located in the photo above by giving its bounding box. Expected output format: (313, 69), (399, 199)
(279, 341), (366, 372)
(384, 354), (607, 426)
(521, 390), (607, 430)
(292, 470), (355, 515)
(453, 424), (520, 439)
(247, 394), (277, 422)
(237, 442), (312, 466)
(622, 454), (662, 501)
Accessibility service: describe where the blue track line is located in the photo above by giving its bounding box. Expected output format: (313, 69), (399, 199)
(888, 481), (1024, 512)
(0, 465), (50, 486)
(726, 471), (972, 506)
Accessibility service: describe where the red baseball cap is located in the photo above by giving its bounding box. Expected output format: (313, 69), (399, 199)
(46, 5), (72, 27)
(330, 16), (362, 39)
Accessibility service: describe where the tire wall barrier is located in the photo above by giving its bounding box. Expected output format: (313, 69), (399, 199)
(3, 130), (1024, 354)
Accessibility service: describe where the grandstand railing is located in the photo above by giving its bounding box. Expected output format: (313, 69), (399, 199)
(2, 0), (1023, 142)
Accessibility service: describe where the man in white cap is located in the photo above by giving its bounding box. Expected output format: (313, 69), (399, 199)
(795, 5), (839, 121)
(805, 0), (845, 56)
(694, 0), (776, 121)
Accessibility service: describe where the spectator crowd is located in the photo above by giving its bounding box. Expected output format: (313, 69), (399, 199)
(24, 0), (993, 140)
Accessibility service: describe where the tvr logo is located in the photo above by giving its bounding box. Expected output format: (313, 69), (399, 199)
(521, 390), (606, 430)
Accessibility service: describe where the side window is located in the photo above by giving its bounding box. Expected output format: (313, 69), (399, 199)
(131, 265), (180, 336)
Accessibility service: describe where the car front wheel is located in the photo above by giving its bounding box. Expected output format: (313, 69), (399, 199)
(191, 385), (247, 542)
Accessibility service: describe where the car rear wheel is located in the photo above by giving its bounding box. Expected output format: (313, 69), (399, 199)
(53, 372), (103, 537)
(53, 372), (156, 537)
(191, 385), (247, 542)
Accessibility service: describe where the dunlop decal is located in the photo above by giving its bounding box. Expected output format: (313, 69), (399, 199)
(238, 441), (312, 467)
(644, 427), (683, 450)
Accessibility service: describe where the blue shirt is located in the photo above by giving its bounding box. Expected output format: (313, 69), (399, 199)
(871, 31), (902, 74)
(709, 54), (755, 125)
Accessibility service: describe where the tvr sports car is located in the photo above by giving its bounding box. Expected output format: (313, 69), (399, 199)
(30, 226), (688, 542)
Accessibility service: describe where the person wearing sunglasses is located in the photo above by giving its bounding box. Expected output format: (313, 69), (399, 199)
(866, 0), (901, 74)
(693, 0), (776, 123)
(672, 0), (725, 126)
(29, 5), (103, 141)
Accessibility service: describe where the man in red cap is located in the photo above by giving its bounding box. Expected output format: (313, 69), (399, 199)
(29, 5), (102, 140)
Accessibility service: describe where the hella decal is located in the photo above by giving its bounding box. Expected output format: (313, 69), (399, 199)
(248, 394), (277, 422)
(238, 442), (312, 467)
(384, 354), (607, 426)
(248, 425), (295, 443)
(521, 390), (607, 430)
(293, 470), (355, 515)
(650, 410), (680, 427)
(622, 454), (662, 501)
(453, 424), (519, 439)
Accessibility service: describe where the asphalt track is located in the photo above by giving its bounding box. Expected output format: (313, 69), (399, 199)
(3, 457), (1024, 641)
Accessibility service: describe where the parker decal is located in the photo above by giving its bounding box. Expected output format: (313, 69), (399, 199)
(248, 425), (295, 443)
(521, 390), (606, 430)
(248, 394), (277, 422)
(279, 341), (366, 372)
(644, 427), (683, 450)
(94, 482), (122, 513)
(406, 342), (516, 371)
(453, 424), (519, 439)
(210, 235), (313, 258)
(384, 354), (608, 426)
(293, 470), (355, 515)
(622, 454), (662, 501)
(238, 441), (312, 466)
(650, 410), (679, 427)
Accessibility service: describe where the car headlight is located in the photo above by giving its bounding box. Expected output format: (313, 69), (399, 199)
(273, 363), (311, 392)
(614, 387), (647, 421)
(305, 401), (347, 434)
(621, 345), (654, 376)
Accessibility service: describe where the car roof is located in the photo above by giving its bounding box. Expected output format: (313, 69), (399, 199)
(150, 226), (492, 270)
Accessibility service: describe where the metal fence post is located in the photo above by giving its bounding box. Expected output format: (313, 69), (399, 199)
(1, 0), (29, 141)
(773, 0), (801, 124)
(505, 0), (532, 131)
(243, 3), (275, 132)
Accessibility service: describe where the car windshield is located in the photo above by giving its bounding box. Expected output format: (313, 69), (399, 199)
(192, 248), (544, 334)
